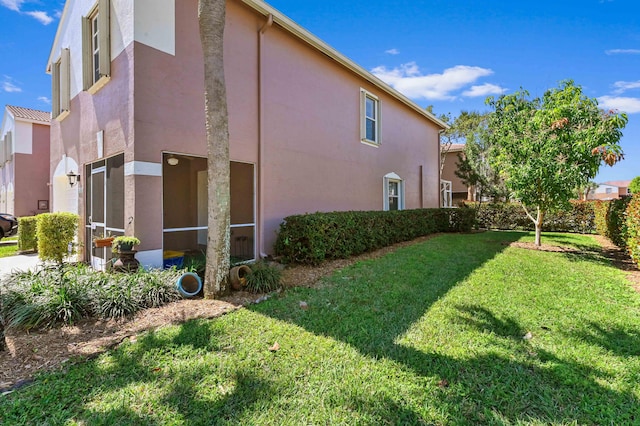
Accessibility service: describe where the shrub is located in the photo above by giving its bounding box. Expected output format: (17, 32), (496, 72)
(36, 213), (80, 264)
(593, 199), (632, 249)
(135, 268), (182, 308)
(245, 262), (282, 293)
(1, 266), (92, 329)
(626, 194), (640, 267)
(607, 198), (631, 248)
(593, 200), (610, 236)
(0, 264), (183, 329)
(275, 208), (475, 265)
(17, 216), (38, 252)
(473, 201), (596, 233)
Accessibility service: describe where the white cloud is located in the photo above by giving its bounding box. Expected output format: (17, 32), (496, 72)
(25, 10), (53, 25)
(462, 83), (506, 97)
(605, 49), (640, 55)
(612, 80), (640, 94)
(385, 48), (400, 55)
(598, 96), (640, 114)
(38, 96), (51, 105)
(0, 1), (55, 25)
(0, 0), (24, 12)
(371, 62), (499, 101)
(2, 76), (22, 93)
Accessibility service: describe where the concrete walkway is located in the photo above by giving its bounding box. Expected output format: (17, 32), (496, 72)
(0, 252), (42, 278)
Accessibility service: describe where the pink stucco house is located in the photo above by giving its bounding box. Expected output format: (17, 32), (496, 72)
(47, 0), (447, 269)
(0, 106), (51, 218)
(590, 180), (632, 201)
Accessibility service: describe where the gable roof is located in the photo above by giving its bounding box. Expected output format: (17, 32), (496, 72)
(6, 105), (51, 124)
(600, 180), (631, 188)
(445, 143), (465, 153)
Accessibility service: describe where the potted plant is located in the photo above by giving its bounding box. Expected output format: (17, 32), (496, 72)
(93, 234), (114, 248)
(111, 236), (141, 273)
(111, 236), (141, 253)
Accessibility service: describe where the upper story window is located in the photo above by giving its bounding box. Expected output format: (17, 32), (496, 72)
(361, 89), (380, 146)
(82, 0), (111, 92)
(52, 48), (70, 120)
(91, 13), (100, 84)
(605, 187), (612, 194)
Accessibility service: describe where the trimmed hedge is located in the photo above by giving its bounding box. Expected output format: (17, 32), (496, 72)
(473, 201), (596, 234)
(36, 212), (80, 264)
(625, 194), (640, 266)
(593, 198), (631, 248)
(17, 216), (38, 252)
(275, 208), (475, 265)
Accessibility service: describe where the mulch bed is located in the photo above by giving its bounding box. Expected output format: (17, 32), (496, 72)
(1, 233), (638, 394)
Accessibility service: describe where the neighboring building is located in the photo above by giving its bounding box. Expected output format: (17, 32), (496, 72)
(590, 180), (632, 200)
(441, 143), (470, 207)
(47, 0), (447, 270)
(0, 105), (51, 217)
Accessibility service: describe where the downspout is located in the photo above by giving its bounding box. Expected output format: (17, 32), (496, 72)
(438, 129), (445, 208)
(258, 14), (273, 259)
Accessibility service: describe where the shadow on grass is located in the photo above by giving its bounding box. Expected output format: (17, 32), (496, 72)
(251, 231), (639, 424)
(570, 321), (640, 357)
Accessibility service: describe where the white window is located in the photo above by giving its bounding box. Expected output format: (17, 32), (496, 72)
(361, 89), (380, 145)
(383, 172), (404, 211)
(441, 180), (452, 208)
(606, 187), (612, 194)
(82, 0), (110, 91)
(52, 48), (70, 119)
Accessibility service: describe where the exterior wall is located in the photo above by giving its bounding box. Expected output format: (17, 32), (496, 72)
(49, 0), (443, 265)
(441, 150), (467, 193)
(0, 114), (50, 217)
(592, 184), (626, 200)
(259, 21), (441, 250)
(13, 123), (51, 216)
(49, 0), (135, 101)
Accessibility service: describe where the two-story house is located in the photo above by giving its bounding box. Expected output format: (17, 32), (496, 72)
(0, 105), (51, 217)
(47, 0), (447, 269)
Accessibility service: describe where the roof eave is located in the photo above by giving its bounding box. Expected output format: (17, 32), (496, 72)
(46, 0), (71, 74)
(240, 0), (449, 130)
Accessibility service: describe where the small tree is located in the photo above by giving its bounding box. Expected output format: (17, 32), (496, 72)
(36, 213), (79, 265)
(487, 81), (627, 246)
(450, 111), (508, 203)
(629, 176), (640, 194)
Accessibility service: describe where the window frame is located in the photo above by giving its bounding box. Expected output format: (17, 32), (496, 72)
(82, 0), (111, 93)
(360, 88), (381, 146)
(383, 172), (404, 211)
(52, 48), (71, 120)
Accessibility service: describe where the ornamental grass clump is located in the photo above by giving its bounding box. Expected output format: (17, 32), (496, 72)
(0, 264), (183, 330)
(245, 262), (282, 293)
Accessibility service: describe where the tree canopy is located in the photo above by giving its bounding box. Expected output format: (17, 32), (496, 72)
(629, 176), (640, 194)
(487, 80), (628, 245)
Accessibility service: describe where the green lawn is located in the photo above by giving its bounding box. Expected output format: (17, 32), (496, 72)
(1, 231), (639, 425)
(0, 237), (18, 258)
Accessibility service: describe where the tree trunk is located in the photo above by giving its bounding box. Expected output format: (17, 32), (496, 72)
(199, 0), (231, 298)
(534, 208), (544, 246)
(0, 322), (5, 351)
(0, 296), (5, 351)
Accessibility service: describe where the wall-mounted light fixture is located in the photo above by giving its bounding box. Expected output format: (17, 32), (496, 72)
(67, 170), (80, 186)
(166, 155), (179, 166)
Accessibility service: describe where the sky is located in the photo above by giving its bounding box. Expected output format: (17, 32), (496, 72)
(0, 0), (638, 183)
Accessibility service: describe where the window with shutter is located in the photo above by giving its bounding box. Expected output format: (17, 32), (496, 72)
(83, 0), (111, 92)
